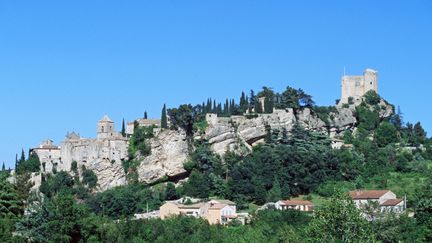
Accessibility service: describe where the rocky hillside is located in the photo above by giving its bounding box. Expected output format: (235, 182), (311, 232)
(129, 98), (393, 185)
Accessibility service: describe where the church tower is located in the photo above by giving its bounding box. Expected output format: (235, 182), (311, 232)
(97, 115), (115, 140)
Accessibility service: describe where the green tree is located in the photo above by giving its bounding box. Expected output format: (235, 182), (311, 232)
(161, 104), (168, 129)
(266, 178), (282, 202)
(82, 169), (98, 189)
(144, 111), (148, 119)
(374, 122), (399, 147)
(307, 191), (374, 242)
(1, 162), (5, 171)
(182, 170), (210, 198)
(121, 118), (126, 137)
(364, 90), (381, 105)
(168, 104), (196, 136)
(164, 182), (178, 200)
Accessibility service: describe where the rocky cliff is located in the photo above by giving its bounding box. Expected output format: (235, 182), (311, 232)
(29, 99), (393, 192)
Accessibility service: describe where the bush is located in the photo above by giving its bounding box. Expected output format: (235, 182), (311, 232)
(364, 90), (380, 105)
(82, 169), (98, 189)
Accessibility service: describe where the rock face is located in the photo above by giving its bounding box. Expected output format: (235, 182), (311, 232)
(203, 100), (392, 156)
(137, 129), (189, 184)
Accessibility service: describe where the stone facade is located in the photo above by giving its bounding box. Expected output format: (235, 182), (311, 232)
(340, 68), (378, 104)
(31, 115), (129, 190)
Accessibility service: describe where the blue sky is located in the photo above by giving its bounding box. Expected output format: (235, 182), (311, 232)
(1, 1), (431, 168)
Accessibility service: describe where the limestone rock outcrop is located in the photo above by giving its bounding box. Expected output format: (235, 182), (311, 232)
(137, 129), (189, 184)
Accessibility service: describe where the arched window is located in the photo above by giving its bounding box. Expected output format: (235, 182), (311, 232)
(101, 126), (104, 132)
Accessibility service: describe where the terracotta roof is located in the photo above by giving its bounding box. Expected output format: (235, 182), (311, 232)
(381, 199), (403, 206)
(280, 200), (314, 206)
(349, 190), (390, 199)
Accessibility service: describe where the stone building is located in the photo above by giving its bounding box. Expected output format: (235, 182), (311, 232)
(340, 68), (378, 104)
(126, 118), (161, 137)
(31, 115), (129, 190)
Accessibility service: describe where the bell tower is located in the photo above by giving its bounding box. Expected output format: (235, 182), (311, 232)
(97, 115), (115, 140)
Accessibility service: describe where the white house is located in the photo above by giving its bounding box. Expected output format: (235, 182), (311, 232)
(349, 190), (406, 213)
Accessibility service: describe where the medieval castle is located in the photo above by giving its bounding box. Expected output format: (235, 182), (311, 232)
(339, 68), (378, 104)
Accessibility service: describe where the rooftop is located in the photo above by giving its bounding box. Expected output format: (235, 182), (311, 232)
(279, 200), (314, 206)
(99, 115), (114, 123)
(349, 190), (390, 199)
(381, 199), (404, 206)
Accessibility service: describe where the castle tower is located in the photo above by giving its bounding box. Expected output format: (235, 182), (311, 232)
(340, 68), (378, 104)
(363, 68), (378, 95)
(97, 115), (115, 140)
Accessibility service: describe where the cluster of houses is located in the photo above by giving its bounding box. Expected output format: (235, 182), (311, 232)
(159, 198), (248, 225)
(135, 189), (406, 225)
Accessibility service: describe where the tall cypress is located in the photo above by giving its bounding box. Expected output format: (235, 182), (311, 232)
(20, 149), (25, 163)
(121, 119), (126, 136)
(144, 111), (148, 119)
(161, 104), (168, 129)
(1, 162), (5, 171)
(224, 99), (229, 114)
(213, 100), (217, 113)
(249, 90), (255, 113)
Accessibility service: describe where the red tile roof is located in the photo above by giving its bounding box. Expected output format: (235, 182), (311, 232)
(381, 199), (404, 206)
(280, 200), (314, 206)
(349, 190), (390, 199)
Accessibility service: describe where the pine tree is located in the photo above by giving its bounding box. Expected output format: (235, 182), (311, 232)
(121, 119), (126, 136)
(144, 111), (148, 119)
(161, 104), (168, 129)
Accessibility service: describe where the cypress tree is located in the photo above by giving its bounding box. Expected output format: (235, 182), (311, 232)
(144, 111), (148, 119)
(230, 99), (235, 114)
(15, 154), (18, 170)
(1, 162), (5, 171)
(225, 99), (229, 114)
(20, 149), (25, 163)
(254, 98), (263, 113)
(249, 90), (255, 113)
(264, 96), (274, 113)
(240, 92), (246, 111)
(161, 104), (168, 129)
(121, 118), (126, 136)
(213, 100), (217, 113)
(217, 103), (222, 114)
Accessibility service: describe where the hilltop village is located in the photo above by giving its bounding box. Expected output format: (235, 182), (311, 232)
(3, 68), (432, 242)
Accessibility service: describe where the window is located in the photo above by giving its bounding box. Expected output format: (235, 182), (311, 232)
(101, 126), (104, 132)
(370, 82), (373, 85)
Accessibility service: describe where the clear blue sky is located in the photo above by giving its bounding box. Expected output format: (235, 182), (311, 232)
(1, 1), (431, 168)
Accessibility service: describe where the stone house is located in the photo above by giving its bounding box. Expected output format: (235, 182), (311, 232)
(275, 200), (314, 212)
(349, 190), (405, 213)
